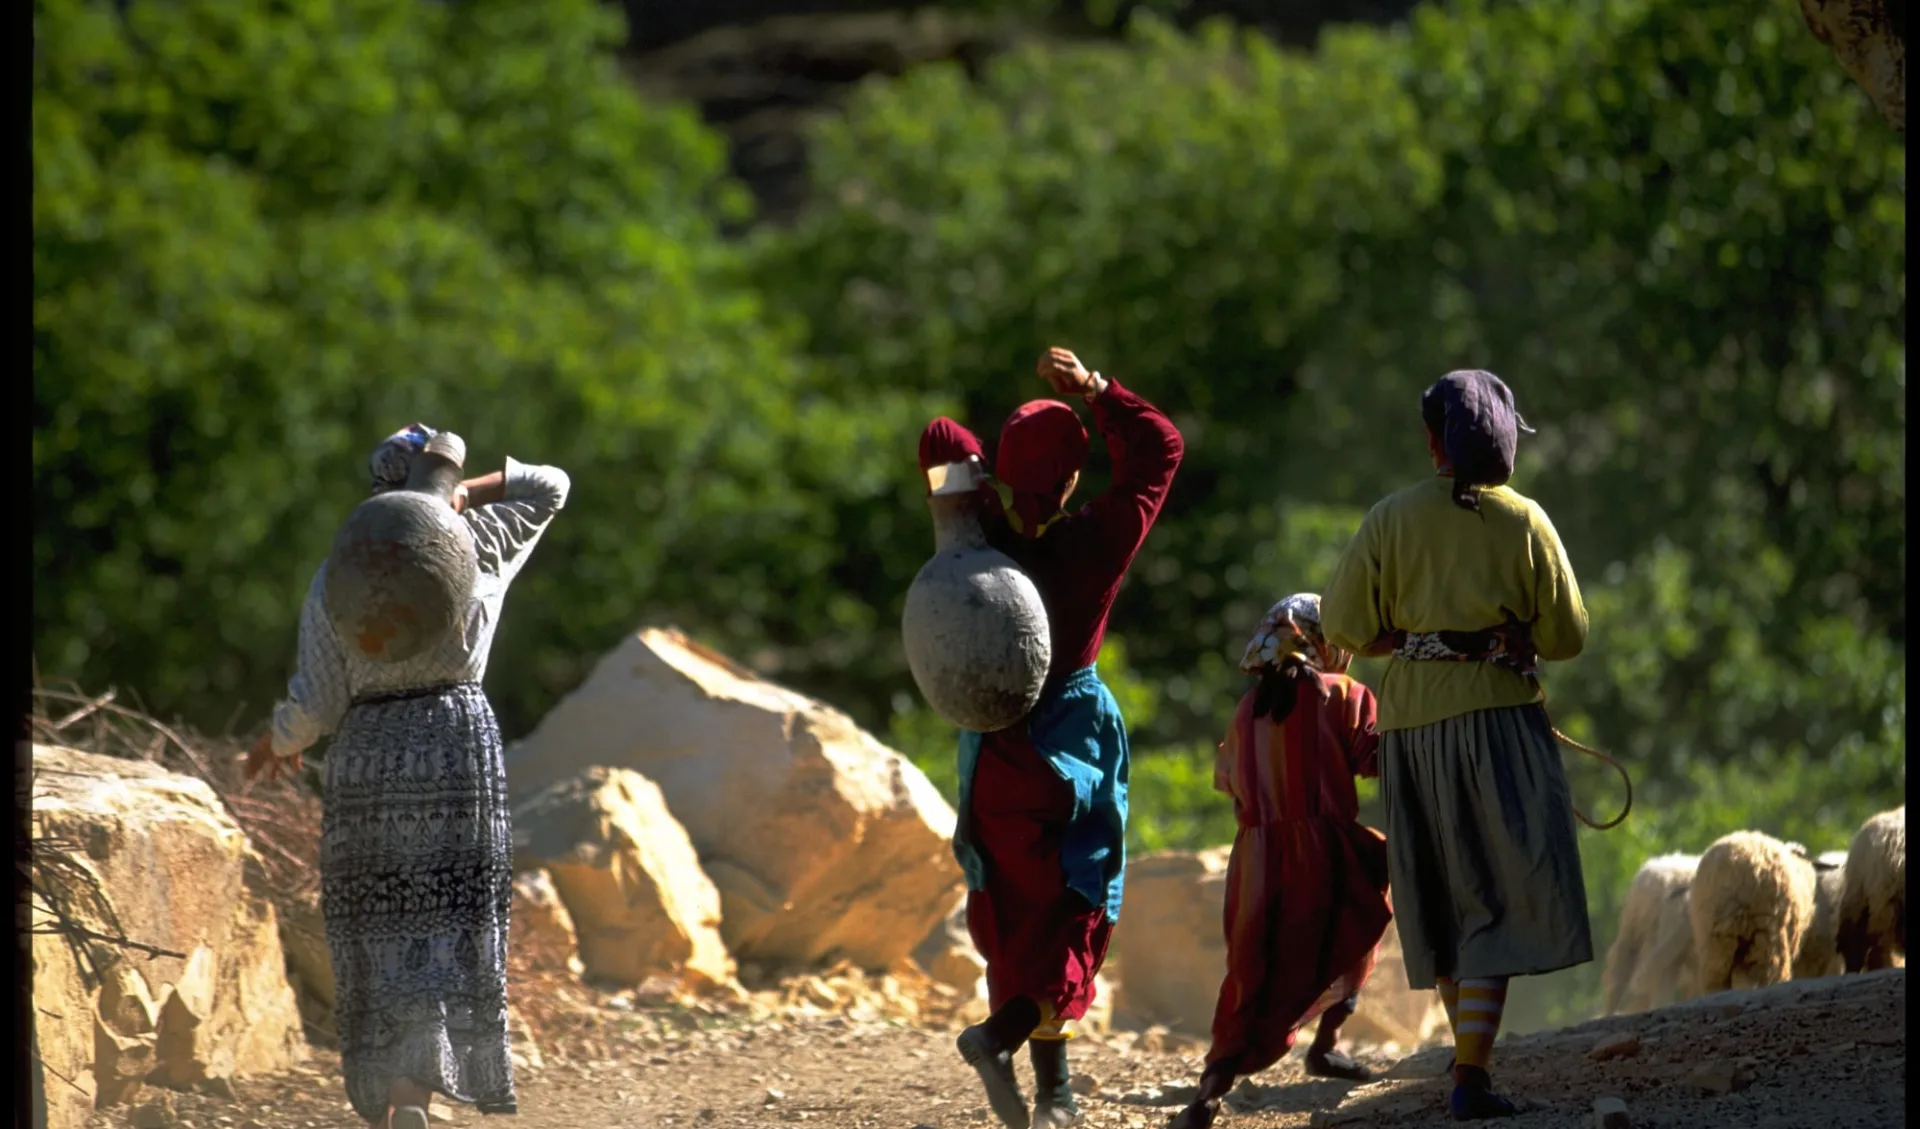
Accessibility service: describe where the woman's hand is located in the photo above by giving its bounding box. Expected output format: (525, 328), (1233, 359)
(1038, 347), (1109, 402)
(459, 470), (508, 509)
(243, 731), (302, 785)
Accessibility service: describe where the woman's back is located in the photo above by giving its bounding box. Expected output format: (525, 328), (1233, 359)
(1323, 476), (1587, 732)
(1217, 671), (1379, 828)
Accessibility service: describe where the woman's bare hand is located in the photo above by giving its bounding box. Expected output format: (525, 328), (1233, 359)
(243, 731), (301, 785)
(1038, 347), (1108, 401)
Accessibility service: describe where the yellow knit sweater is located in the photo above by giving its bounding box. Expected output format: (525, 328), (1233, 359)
(1322, 475), (1588, 732)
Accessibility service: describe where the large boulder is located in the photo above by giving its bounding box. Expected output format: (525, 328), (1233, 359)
(1107, 846), (1446, 1052)
(509, 868), (585, 978)
(504, 626), (963, 971)
(911, 893), (985, 994)
(512, 767), (735, 992)
(29, 745), (305, 1117)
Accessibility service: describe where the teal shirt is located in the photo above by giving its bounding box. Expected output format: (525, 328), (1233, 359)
(953, 665), (1132, 923)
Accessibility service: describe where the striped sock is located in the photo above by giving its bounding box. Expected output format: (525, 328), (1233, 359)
(1436, 976), (1461, 1034)
(1452, 977), (1509, 1073)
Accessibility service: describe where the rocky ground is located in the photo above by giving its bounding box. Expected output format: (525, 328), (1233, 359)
(85, 970), (1904, 1129)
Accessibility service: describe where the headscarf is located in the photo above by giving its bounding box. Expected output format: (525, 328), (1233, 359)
(1419, 370), (1535, 512)
(1240, 593), (1351, 678)
(995, 400), (1088, 537)
(918, 417), (985, 483)
(368, 422), (437, 495)
(1239, 593), (1351, 724)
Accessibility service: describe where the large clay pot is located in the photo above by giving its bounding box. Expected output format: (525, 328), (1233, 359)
(901, 458), (1052, 733)
(324, 431), (478, 664)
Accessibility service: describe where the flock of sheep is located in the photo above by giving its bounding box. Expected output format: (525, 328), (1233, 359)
(1601, 804), (1906, 1015)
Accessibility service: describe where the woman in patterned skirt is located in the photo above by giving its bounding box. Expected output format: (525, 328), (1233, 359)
(1322, 370), (1590, 1121)
(246, 423), (569, 1129)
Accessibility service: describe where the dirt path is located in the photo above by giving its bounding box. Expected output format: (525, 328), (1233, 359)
(87, 971), (1903, 1129)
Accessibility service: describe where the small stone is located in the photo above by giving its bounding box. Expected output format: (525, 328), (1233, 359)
(1070, 1073), (1100, 1096)
(1589, 1033), (1642, 1062)
(764, 1087), (785, 1103)
(1592, 1096), (1632, 1128)
(428, 1099), (456, 1122)
(130, 1096), (177, 1129)
(1685, 1062), (1753, 1095)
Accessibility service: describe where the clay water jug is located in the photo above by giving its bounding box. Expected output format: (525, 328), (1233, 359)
(901, 457), (1053, 732)
(323, 431), (479, 664)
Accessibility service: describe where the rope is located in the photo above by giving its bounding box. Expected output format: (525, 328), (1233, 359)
(1552, 726), (1633, 831)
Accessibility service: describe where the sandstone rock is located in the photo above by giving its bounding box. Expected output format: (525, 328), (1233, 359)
(94, 1013), (155, 1108)
(513, 767), (735, 991)
(31, 897), (98, 1129)
(1592, 1096), (1633, 1129)
(510, 869), (584, 977)
(1107, 846), (1446, 1050)
(910, 894), (984, 993)
(276, 894), (334, 1045)
(1589, 1032), (1642, 1062)
(30, 745), (305, 1105)
(503, 626), (963, 970)
(1685, 1061), (1754, 1095)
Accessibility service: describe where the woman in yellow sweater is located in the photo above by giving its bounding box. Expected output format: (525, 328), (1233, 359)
(1322, 370), (1590, 1122)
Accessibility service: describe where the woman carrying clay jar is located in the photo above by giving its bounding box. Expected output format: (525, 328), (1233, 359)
(245, 423), (569, 1129)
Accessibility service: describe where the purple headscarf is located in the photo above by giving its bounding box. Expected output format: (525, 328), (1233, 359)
(368, 423), (437, 494)
(1420, 370), (1535, 512)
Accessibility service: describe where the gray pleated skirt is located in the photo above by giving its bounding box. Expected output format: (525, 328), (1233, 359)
(1380, 703), (1593, 990)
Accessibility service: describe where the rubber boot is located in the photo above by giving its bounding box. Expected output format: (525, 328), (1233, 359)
(958, 997), (1040, 1129)
(1029, 1039), (1083, 1126)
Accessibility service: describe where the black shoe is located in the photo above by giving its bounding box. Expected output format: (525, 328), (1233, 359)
(1027, 1036), (1080, 1126)
(1304, 1048), (1374, 1082)
(958, 1025), (1032, 1129)
(1449, 1082), (1518, 1121)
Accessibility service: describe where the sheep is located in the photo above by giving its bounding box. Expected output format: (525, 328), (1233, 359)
(1689, 830), (1818, 995)
(1836, 806), (1906, 973)
(1791, 850), (1849, 981)
(1602, 853), (1701, 1015)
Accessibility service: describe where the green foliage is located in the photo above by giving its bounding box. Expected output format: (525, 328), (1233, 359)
(759, 0), (1905, 792)
(32, 0), (929, 735)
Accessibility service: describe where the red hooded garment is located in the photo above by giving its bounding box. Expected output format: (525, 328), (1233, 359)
(917, 379), (1183, 1025)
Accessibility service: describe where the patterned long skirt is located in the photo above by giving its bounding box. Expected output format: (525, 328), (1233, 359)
(321, 682), (516, 1122)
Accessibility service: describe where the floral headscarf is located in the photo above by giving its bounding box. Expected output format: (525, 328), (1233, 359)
(1239, 593), (1352, 677)
(368, 423), (437, 494)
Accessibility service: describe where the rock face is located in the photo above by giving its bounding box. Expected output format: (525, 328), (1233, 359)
(510, 869), (585, 977)
(911, 893), (986, 994)
(1107, 848), (1233, 1032)
(513, 768), (735, 991)
(1108, 846), (1446, 1050)
(504, 627), (963, 971)
(29, 745), (305, 1122)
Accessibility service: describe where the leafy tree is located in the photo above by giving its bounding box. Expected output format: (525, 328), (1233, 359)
(32, 0), (923, 737)
(758, 0), (1904, 796)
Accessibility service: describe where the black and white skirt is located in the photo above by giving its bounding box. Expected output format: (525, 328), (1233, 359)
(321, 681), (516, 1121)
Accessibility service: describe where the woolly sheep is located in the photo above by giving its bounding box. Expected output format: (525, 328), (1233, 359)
(1836, 806), (1906, 973)
(1602, 853), (1701, 1015)
(1689, 830), (1818, 995)
(1791, 850), (1849, 981)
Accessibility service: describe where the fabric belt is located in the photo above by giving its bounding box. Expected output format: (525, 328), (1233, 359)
(350, 680), (480, 708)
(1387, 620), (1631, 832)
